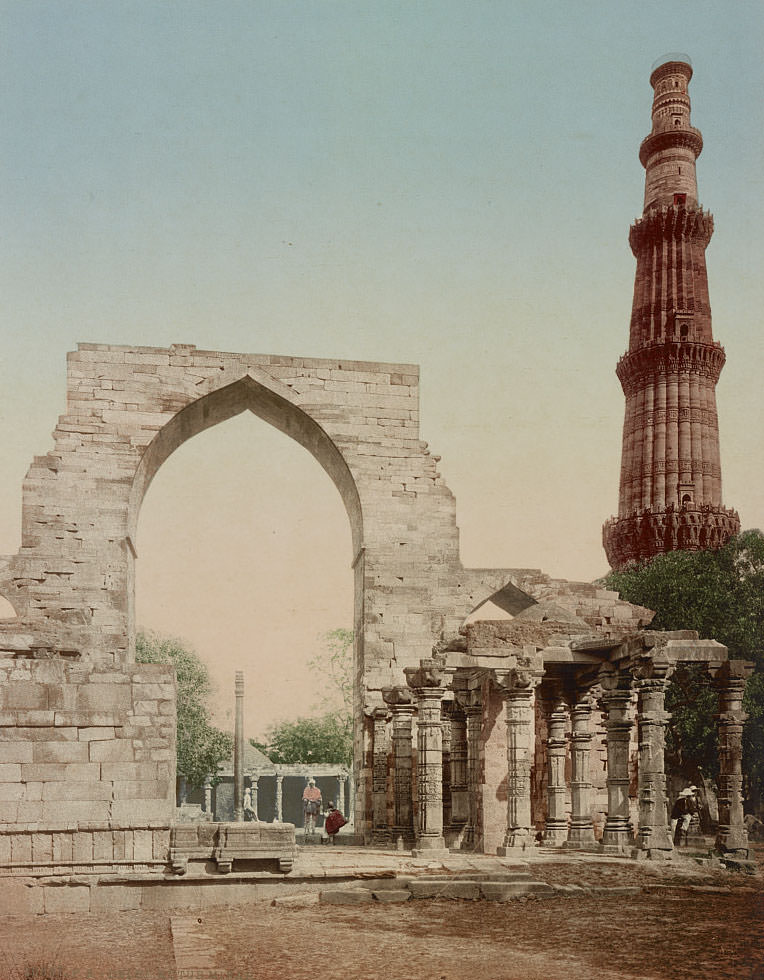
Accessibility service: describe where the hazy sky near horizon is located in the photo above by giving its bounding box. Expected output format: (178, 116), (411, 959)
(1, 1), (762, 737)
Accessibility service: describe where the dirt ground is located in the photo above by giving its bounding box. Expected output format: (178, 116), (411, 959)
(1, 860), (762, 980)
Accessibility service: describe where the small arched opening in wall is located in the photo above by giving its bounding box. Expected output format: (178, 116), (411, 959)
(126, 373), (362, 806)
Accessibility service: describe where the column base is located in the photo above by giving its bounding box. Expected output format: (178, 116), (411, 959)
(565, 823), (597, 847)
(413, 834), (447, 854)
(638, 827), (674, 852)
(542, 822), (569, 846)
(497, 829), (535, 855)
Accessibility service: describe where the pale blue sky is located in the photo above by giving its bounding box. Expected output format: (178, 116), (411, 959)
(1, 1), (762, 732)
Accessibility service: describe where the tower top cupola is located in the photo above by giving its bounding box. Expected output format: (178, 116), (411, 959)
(640, 53), (703, 213)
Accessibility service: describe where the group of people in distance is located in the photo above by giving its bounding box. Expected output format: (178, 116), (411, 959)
(302, 778), (347, 844)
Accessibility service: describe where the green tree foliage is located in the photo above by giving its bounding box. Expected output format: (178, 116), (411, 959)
(253, 713), (352, 766)
(135, 631), (233, 790)
(251, 628), (354, 766)
(603, 530), (764, 803)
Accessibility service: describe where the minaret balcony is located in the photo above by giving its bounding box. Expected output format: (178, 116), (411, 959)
(639, 127), (703, 167)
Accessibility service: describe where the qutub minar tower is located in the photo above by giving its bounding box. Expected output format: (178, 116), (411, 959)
(603, 54), (740, 569)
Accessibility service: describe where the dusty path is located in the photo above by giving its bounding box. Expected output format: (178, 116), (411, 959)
(0, 885), (761, 980)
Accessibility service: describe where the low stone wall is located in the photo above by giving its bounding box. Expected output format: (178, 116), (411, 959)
(0, 824), (170, 877)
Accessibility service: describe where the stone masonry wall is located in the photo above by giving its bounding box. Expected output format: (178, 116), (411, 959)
(0, 658), (175, 868)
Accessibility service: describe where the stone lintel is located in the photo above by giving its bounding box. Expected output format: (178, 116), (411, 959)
(540, 647), (603, 664)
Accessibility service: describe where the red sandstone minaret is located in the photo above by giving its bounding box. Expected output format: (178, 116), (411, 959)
(603, 54), (739, 569)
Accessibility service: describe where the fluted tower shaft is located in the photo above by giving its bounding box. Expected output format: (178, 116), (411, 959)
(603, 57), (739, 569)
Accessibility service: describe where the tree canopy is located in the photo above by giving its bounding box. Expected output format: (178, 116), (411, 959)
(251, 628), (353, 766)
(602, 530), (764, 804)
(136, 631), (233, 790)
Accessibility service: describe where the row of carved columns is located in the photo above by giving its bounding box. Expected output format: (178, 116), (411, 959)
(368, 654), (752, 858)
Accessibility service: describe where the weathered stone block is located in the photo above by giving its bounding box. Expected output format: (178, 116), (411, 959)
(10, 835), (32, 863)
(1, 683), (49, 710)
(320, 887), (372, 905)
(110, 800), (173, 823)
(42, 780), (113, 802)
(133, 829), (154, 861)
(43, 883), (91, 913)
(78, 727), (117, 741)
(0, 742), (33, 764)
(22, 762), (100, 782)
(0, 763), (22, 782)
(52, 832), (74, 863)
(372, 889), (411, 902)
(31, 832), (53, 862)
(32, 741), (89, 763)
(72, 832), (93, 863)
(42, 801), (110, 824)
(88, 739), (135, 762)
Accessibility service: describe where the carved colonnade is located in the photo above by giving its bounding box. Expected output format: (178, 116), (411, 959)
(369, 643), (753, 858)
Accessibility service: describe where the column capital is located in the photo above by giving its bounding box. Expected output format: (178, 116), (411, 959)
(495, 665), (543, 699)
(381, 684), (416, 711)
(710, 659), (755, 689)
(405, 658), (447, 694)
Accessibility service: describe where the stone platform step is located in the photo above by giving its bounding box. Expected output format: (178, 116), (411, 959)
(320, 873), (554, 905)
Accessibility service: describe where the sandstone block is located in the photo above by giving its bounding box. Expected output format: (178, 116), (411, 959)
(90, 884), (143, 911)
(0, 763), (22, 782)
(100, 761), (155, 781)
(32, 741), (89, 763)
(110, 800), (173, 824)
(480, 881), (554, 901)
(93, 830), (113, 861)
(42, 801), (110, 824)
(1, 683), (49, 710)
(10, 835), (32, 862)
(42, 780), (113, 802)
(22, 762), (100, 782)
(78, 727), (117, 741)
(43, 883), (91, 913)
(89, 739), (135, 762)
(0, 784), (28, 801)
(31, 832), (53, 862)
(372, 889), (411, 902)
(52, 832), (74, 863)
(320, 887), (372, 905)
(0, 742), (33, 764)
(72, 832), (93, 863)
(133, 829), (154, 861)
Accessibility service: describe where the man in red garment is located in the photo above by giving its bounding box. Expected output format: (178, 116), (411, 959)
(323, 801), (347, 845)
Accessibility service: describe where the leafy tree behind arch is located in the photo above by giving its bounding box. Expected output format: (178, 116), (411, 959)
(136, 630), (233, 790)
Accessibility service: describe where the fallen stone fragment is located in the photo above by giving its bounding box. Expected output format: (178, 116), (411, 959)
(320, 888), (372, 905)
(480, 881), (555, 901)
(271, 893), (319, 908)
(371, 889), (411, 903)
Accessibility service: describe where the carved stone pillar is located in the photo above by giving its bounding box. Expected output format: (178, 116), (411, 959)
(370, 706), (391, 844)
(566, 694), (596, 847)
(337, 774), (345, 815)
(250, 774), (260, 821)
(449, 680), (469, 844)
(496, 666), (542, 855)
(203, 777), (213, 815)
(381, 685), (416, 846)
(712, 660), (754, 854)
(632, 654), (674, 855)
(461, 681), (483, 850)
(599, 668), (635, 853)
(441, 700), (453, 835)
(405, 660), (447, 852)
(543, 683), (569, 845)
(234, 671), (245, 822)
(274, 774), (283, 823)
